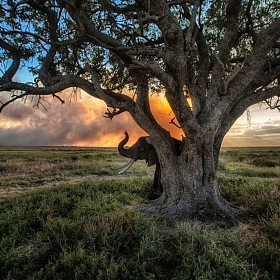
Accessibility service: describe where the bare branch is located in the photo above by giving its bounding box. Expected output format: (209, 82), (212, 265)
(232, 85), (280, 119)
(167, 0), (195, 6)
(53, 93), (65, 104)
(32, 96), (50, 111)
(264, 97), (280, 111)
(104, 108), (125, 119)
(243, 0), (258, 43)
(37, 4), (60, 86)
(169, 117), (182, 129)
(0, 91), (64, 113)
(219, 0), (242, 62)
(0, 92), (27, 113)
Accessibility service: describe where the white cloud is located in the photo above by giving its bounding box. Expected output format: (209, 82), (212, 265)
(225, 104), (280, 147)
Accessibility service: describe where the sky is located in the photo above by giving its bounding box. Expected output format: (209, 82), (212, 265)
(0, 64), (279, 147)
(0, 87), (279, 147)
(0, 3), (279, 148)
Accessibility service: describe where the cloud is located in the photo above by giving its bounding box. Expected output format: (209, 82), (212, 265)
(0, 90), (146, 146)
(224, 106), (280, 147)
(0, 91), (279, 147)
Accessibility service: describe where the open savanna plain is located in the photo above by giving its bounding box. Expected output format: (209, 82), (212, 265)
(0, 146), (280, 280)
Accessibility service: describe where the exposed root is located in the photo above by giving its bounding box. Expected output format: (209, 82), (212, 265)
(209, 195), (239, 226)
(135, 200), (162, 216)
(136, 199), (198, 221)
(135, 194), (239, 225)
(217, 191), (238, 210)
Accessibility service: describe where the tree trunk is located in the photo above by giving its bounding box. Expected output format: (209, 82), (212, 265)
(137, 136), (236, 222)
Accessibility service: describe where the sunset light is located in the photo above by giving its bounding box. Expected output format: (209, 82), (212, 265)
(0, 89), (279, 147)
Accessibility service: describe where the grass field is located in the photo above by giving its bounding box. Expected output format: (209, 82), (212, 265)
(0, 146), (280, 279)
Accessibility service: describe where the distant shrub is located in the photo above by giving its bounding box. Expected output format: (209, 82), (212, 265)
(251, 157), (278, 168)
(237, 155), (246, 162)
(82, 154), (93, 159)
(229, 166), (279, 178)
(70, 155), (79, 161)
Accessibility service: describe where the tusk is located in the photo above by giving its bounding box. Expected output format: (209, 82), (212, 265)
(118, 159), (135, 175)
(110, 159), (131, 170)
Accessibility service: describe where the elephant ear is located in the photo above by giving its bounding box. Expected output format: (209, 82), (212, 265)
(145, 137), (158, 166)
(148, 148), (158, 166)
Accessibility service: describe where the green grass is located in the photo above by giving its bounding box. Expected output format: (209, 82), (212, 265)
(0, 146), (280, 279)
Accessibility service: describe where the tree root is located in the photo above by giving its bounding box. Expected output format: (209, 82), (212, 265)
(136, 199), (200, 221)
(135, 199), (162, 216)
(135, 195), (239, 226)
(209, 195), (239, 226)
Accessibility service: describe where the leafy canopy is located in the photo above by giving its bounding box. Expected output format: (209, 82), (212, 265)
(0, 1), (280, 116)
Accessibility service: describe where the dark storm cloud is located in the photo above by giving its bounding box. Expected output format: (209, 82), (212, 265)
(0, 91), (50, 121)
(0, 126), (56, 146)
(1, 105), (30, 121)
(0, 91), (143, 146)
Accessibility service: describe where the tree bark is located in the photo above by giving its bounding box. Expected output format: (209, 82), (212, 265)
(137, 135), (236, 222)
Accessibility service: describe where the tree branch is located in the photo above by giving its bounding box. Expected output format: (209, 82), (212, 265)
(209, 0), (242, 96)
(103, 108), (126, 119)
(169, 117), (182, 129)
(59, 0), (134, 65)
(183, 0), (200, 52)
(264, 97), (280, 111)
(129, 60), (174, 91)
(229, 18), (280, 96)
(167, 0), (195, 6)
(0, 39), (21, 83)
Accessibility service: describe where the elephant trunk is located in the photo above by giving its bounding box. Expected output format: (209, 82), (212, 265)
(118, 131), (132, 158)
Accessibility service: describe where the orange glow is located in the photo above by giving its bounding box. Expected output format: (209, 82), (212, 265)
(73, 92), (185, 146)
(149, 95), (184, 140)
(1, 89), (279, 147)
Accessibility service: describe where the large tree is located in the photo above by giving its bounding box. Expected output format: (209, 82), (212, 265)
(1, 0), (280, 220)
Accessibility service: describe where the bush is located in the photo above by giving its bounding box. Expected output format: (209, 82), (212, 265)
(251, 157), (278, 168)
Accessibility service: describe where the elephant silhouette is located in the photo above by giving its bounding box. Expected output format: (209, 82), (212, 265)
(117, 131), (183, 199)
